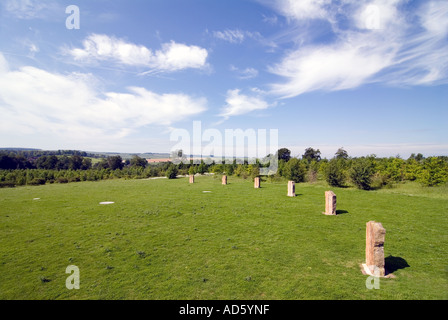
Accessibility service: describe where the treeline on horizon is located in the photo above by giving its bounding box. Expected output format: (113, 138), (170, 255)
(0, 147), (447, 189)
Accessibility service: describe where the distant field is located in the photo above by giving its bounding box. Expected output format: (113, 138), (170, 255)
(0, 176), (446, 299)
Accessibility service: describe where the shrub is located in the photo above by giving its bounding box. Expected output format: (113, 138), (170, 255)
(57, 177), (69, 184)
(349, 158), (375, 190)
(165, 165), (178, 179)
(325, 158), (346, 187)
(283, 158), (306, 183)
(68, 176), (80, 183)
(197, 162), (207, 174)
(0, 181), (15, 188)
(306, 169), (318, 183)
(370, 172), (393, 190)
(418, 157), (448, 187)
(28, 178), (46, 186)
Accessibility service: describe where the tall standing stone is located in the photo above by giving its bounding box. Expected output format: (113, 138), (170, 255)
(254, 177), (260, 188)
(189, 175), (194, 184)
(287, 181), (296, 197)
(222, 175), (227, 185)
(323, 191), (337, 215)
(364, 221), (386, 277)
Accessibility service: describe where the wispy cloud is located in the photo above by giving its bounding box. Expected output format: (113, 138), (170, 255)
(0, 53), (207, 145)
(213, 29), (246, 44)
(212, 29), (263, 44)
(264, 0), (448, 98)
(65, 34), (209, 73)
(219, 89), (272, 121)
(274, 0), (331, 21)
(261, 14), (278, 25)
(230, 65), (259, 80)
(1, 0), (60, 20)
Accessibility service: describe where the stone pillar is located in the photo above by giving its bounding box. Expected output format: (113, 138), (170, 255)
(254, 177), (260, 188)
(287, 181), (295, 197)
(323, 191), (337, 215)
(364, 221), (386, 277)
(222, 175), (227, 185)
(189, 175), (194, 184)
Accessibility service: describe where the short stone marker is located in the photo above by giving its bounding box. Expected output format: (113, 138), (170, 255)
(287, 181), (296, 197)
(222, 175), (227, 185)
(254, 177), (260, 188)
(189, 175), (194, 184)
(99, 202), (114, 205)
(323, 191), (337, 215)
(363, 221), (386, 277)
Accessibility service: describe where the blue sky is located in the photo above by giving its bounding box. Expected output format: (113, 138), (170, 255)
(0, 0), (447, 158)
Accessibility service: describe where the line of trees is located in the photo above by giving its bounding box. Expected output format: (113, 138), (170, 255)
(1, 148), (447, 189)
(276, 148), (448, 189)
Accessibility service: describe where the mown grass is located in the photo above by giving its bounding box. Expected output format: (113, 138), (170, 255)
(0, 176), (446, 300)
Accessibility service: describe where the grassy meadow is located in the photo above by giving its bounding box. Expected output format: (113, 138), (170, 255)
(0, 175), (446, 300)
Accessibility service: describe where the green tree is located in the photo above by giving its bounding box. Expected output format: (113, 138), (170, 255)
(302, 147), (321, 162)
(277, 148), (291, 162)
(349, 157), (375, 190)
(165, 164), (178, 179)
(408, 153), (424, 162)
(326, 158), (346, 187)
(56, 156), (70, 170)
(197, 161), (207, 174)
(418, 157), (448, 187)
(35, 155), (59, 170)
(130, 155), (147, 168)
(386, 157), (405, 182)
(69, 155), (84, 170)
(107, 156), (124, 170)
(335, 147), (349, 160)
(283, 158), (307, 183)
(404, 158), (422, 181)
(225, 164), (234, 176)
(81, 158), (92, 170)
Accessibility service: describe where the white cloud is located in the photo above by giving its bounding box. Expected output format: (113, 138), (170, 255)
(262, 14), (278, 25)
(280, 0), (331, 21)
(2, 0), (60, 19)
(0, 53), (207, 147)
(353, 0), (402, 30)
(265, 0), (448, 98)
(152, 41), (209, 72)
(219, 89), (271, 120)
(230, 65), (259, 80)
(213, 29), (246, 43)
(269, 32), (397, 97)
(212, 29), (263, 44)
(419, 0), (448, 36)
(66, 34), (209, 73)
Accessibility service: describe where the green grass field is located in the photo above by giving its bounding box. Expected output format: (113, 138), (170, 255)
(0, 176), (447, 300)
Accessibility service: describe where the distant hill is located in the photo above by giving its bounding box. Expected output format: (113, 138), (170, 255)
(90, 152), (171, 160)
(0, 148), (170, 160)
(0, 148), (41, 151)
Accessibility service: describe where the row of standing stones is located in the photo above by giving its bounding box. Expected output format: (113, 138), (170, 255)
(187, 174), (387, 278)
